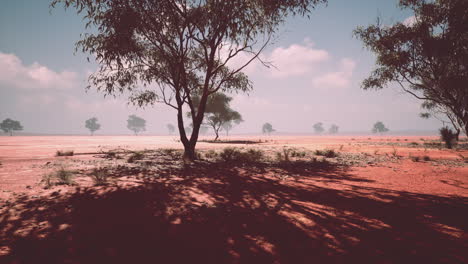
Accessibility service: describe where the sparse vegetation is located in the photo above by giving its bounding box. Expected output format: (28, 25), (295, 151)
(410, 156), (420, 162)
(56, 150), (74, 156)
(219, 147), (264, 163)
(43, 167), (75, 188)
(423, 155), (431, 161)
(91, 167), (109, 186)
(314, 149), (338, 158)
(127, 151), (144, 163)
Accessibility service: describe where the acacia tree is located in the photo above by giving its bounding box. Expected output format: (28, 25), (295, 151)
(191, 92), (243, 141)
(262, 122), (275, 135)
(354, 0), (468, 137)
(313, 122), (324, 134)
(0, 118), (23, 136)
(372, 121), (389, 134)
(127, 115), (146, 135)
(329, 124), (339, 134)
(85, 117), (101, 135)
(51, 0), (327, 160)
(166, 124), (175, 135)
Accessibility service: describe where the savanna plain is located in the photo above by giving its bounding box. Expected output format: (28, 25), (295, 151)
(0, 135), (467, 263)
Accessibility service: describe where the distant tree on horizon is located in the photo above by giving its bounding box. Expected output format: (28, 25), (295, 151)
(0, 118), (23, 136)
(329, 124), (339, 134)
(313, 122), (325, 134)
(127, 115), (146, 135)
(85, 117), (101, 136)
(372, 121), (389, 134)
(166, 124), (175, 135)
(262, 123), (275, 136)
(192, 93), (243, 141)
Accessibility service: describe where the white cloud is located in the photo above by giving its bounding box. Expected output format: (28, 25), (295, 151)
(266, 40), (329, 78)
(403, 15), (417, 27)
(312, 58), (356, 88)
(0, 52), (78, 90)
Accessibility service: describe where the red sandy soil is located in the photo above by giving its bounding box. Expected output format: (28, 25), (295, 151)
(0, 135), (467, 263)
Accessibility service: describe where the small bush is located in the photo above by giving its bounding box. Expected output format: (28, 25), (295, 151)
(422, 155), (431, 161)
(290, 149), (306, 158)
(204, 149), (218, 159)
(220, 147), (242, 162)
(276, 148), (292, 163)
(245, 149), (264, 163)
(439, 127), (457, 149)
(56, 150), (74, 156)
(410, 156), (420, 162)
(91, 167), (108, 186)
(315, 149), (337, 158)
(220, 147), (264, 163)
(43, 167), (75, 188)
(409, 142), (419, 146)
(127, 151), (144, 163)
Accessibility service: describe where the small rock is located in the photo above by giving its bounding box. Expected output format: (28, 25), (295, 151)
(26, 185), (32, 189)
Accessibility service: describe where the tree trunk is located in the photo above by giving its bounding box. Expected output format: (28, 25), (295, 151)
(214, 131), (219, 141)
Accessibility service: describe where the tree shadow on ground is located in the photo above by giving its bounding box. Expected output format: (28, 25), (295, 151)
(0, 160), (467, 264)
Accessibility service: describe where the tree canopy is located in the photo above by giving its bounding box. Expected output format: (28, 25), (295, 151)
(329, 124), (339, 134)
(0, 118), (23, 136)
(127, 115), (146, 135)
(167, 124), (175, 135)
(262, 122), (275, 135)
(372, 121), (389, 134)
(313, 122), (324, 134)
(191, 92), (243, 140)
(354, 0), (468, 136)
(51, 0), (327, 159)
(85, 117), (101, 135)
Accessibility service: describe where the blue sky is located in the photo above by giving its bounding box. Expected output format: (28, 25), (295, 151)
(0, 0), (441, 135)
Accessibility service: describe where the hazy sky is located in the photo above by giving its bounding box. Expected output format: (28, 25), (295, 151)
(0, 0), (442, 135)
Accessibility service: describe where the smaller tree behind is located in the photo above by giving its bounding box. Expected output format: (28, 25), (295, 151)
(85, 117), (101, 136)
(262, 123), (275, 136)
(127, 115), (146, 135)
(372, 121), (389, 134)
(329, 124), (339, 134)
(313, 122), (325, 134)
(167, 124), (175, 135)
(0, 118), (23, 136)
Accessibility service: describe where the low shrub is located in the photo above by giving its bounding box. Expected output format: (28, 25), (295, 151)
(422, 155), (431, 161)
(290, 149), (307, 158)
(91, 167), (109, 186)
(43, 167), (75, 188)
(219, 147), (264, 163)
(314, 149), (338, 158)
(56, 150), (74, 156)
(410, 156), (420, 162)
(127, 151), (144, 163)
(204, 149), (218, 159)
(409, 142), (419, 146)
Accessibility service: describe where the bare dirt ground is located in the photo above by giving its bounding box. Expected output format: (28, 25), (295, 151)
(0, 135), (467, 263)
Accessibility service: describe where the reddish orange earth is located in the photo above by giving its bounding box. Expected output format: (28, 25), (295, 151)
(0, 135), (467, 264)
